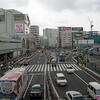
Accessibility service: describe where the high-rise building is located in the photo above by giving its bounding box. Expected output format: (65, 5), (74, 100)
(58, 27), (72, 48)
(30, 25), (40, 48)
(43, 28), (58, 48)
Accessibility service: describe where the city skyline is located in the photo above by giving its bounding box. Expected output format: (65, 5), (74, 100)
(0, 0), (100, 35)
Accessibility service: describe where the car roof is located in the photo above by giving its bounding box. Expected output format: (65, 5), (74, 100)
(32, 84), (41, 88)
(56, 73), (64, 77)
(67, 66), (72, 68)
(66, 91), (82, 97)
(88, 82), (100, 89)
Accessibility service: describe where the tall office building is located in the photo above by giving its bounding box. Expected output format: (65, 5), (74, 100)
(30, 25), (40, 48)
(58, 27), (72, 48)
(43, 28), (58, 48)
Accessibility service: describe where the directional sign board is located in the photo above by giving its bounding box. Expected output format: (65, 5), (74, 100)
(72, 27), (83, 31)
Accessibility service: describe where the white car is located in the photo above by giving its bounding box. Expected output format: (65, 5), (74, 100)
(66, 66), (75, 74)
(87, 82), (100, 100)
(55, 73), (67, 86)
(65, 91), (85, 100)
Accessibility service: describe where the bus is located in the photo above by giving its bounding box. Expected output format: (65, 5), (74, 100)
(0, 67), (28, 100)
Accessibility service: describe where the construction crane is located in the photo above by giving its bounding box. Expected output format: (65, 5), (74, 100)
(88, 17), (94, 35)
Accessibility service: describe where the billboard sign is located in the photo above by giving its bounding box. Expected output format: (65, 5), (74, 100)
(74, 32), (83, 39)
(74, 33), (83, 37)
(59, 27), (72, 31)
(72, 27), (83, 31)
(15, 24), (24, 33)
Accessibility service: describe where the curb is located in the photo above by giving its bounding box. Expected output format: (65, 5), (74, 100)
(85, 67), (100, 78)
(72, 57), (100, 79)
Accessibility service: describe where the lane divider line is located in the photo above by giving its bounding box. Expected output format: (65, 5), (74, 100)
(23, 74), (34, 98)
(74, 73), (88, 85)
(83, 70), (100, 84)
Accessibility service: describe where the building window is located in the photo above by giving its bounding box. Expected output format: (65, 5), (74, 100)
(14, 14), (24, 21)
(0, 15), (5, 21)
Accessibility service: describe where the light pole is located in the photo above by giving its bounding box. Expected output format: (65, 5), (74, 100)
(72, 32), (74, 49)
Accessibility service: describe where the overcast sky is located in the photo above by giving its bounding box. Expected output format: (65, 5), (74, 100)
(0, 0), (100, 35)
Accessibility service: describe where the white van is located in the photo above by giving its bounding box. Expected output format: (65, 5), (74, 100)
(87, 82), (100, 99)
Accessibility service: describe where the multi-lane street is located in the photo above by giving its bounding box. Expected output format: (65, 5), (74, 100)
(22, 50), (100, 100)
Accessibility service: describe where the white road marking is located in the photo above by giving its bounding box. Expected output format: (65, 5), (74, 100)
(31, 65), (37, 72)
(71, 64), (78, 71)
(25, 65), (30, 72)
(83, 70), (100, 84)
(63, 64), (67, 71)
(56, 64), (59, 71)
(28, 65), (34, 72)
(73, 64), (82, 70)
(34, 64), (40, 72)
(74, 73), (88, 85)
(38, 64), (42, 72)
(61, 64), (65, 71)
(44, 65), (46, 100)
(23, 75), (34, 98)
(41, 64), (44, 72)
(51, 65), (53, 71)
(58, 64), (62, 71)
(27, 64), (82, 72)
(53, 66), (56, 71)
(44, 64), (47, 72)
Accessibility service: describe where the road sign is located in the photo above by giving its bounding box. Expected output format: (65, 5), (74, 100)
(72, 27), (83, 31)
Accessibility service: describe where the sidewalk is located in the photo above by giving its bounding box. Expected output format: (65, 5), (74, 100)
(73, 55), (100, 81)
(87, 54), (100, 75)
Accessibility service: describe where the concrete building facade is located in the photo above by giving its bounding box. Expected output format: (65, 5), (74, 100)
(43, 28), (58, 48)
(58, 27), (72, 48)
(30, 25), (40, 49)
(0, 8), (30, 64)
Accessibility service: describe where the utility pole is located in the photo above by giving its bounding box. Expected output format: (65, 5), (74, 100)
(72, 32), (74, 49)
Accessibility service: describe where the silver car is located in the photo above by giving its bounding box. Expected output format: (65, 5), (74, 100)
(55, 73), (67, 86)
(66, 66), (75, 74)
(65, 91), (85, 100)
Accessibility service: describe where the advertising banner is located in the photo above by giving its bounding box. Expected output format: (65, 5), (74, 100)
(59, 27), (72, 31)
(15, 24), (24, 33)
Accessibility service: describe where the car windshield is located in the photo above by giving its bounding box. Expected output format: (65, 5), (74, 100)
(31, 87), (41, 92)
(96, 89), (100, 95)
(73, 96), (84, 100)
(67, 67), (73, 69)
(58, 77), (65, 80)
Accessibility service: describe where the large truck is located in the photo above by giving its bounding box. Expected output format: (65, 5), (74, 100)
(0, 67), (28, 100)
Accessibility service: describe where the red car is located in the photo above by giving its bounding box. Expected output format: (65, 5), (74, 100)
(19, 60), (29, 66)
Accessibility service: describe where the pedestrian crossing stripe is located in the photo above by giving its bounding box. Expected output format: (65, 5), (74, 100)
(24, 64), (82, 72)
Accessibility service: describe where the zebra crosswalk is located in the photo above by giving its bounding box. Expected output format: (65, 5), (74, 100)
(24, 63), (82, 73)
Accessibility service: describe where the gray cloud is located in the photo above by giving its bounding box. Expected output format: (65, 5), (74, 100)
(14, 0), (29, 7)
(37, 0), (100, 12)
(0, 0), (29, 8)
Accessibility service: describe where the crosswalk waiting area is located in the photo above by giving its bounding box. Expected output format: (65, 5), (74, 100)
(24, 64), (82, 73)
